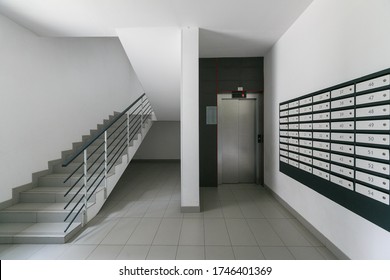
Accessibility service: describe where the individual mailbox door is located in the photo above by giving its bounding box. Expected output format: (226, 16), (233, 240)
(330, 174), (354, 190)
(331, 143), (354, 154)
(331, 121), (354, 130)
(313, 102), (330, 112)
(313, 141), (330, 150)
(355, 146), (390, 161)
(356, 120), (390, 130)
(356, 105), (390, 118)
(331, 133), (354, 142)
(331, 97), (354, 109)
(313, 92), (330, 102)
(355, 183), (389, 205)
(355, 158), (390, 175)
(313, 168), (330, 180)
(313, 150), (330, 160)
(355, 171), (389, 191)
(355, 133), (390, 145)
(330, 154), (354, 166)
(356, 90), (390, 105)
(313, 159), (330, 170)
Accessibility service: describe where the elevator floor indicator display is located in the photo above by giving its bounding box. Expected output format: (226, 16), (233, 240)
(279, 68), (390, 231)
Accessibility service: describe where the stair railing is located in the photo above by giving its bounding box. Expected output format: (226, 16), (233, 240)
(61, 93), (153, 232)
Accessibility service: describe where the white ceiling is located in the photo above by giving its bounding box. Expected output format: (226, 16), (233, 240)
(0, 0), (314, 57)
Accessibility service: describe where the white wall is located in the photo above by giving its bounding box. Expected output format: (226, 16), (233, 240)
(181, 27), (199, 211)
(134, 121), (180, 160)
(264, 0), (390, 259)
(0, 14), (143, 202)
(117, 28), (181, 121)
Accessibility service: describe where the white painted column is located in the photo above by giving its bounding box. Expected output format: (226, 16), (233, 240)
(180, 27), (200, 212)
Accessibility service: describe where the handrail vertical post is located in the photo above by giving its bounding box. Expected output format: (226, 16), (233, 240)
(126, 113), (130, 163)
(140, 96), (145, 139)
(82, 149), (88, 227)
(104, 131), (108, 198)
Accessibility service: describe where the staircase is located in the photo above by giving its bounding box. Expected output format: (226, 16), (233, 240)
(0, 94), (154, 244)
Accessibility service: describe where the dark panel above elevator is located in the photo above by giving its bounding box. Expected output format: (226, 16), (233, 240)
(199, 57), (264, 187)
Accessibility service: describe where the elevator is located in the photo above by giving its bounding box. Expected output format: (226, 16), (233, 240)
(217, 93), (262, 184)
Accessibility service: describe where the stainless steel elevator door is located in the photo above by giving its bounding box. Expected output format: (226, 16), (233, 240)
(220, 99), (256, 183)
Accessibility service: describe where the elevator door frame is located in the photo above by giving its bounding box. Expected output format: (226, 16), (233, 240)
(217, 93), (262, 185)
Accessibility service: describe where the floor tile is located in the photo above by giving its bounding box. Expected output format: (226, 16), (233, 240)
(204, 219), (231, 246)
(153, 218), (182, 245)
(247, 219), (284, 246)
(268, 219), (311, 246)
(0, 244), (45, 260)
(29, 244), (72, 260)
(100, 218), (140, 245)
(176, 246), (205, 260)
(261, 246), (295, 260)
(255, 201), (286, 219)
(289, 219), (323, 246)
(71, 218), (118, 245)
(58, 245), (97, 260)
(126, 218), (161, 245)
(203, 200), (224, 218)
(179, 218), (204, 245)
(164, 200), (183, 218)
(220, 200), (244, 218)
(217, 189), (236, 200)
(316, 246), (338, 260)
(205, 246), (235, 260)
(288, 246), (325, 260)
(225, 219), (257, 246)
(233, 246), (265, 260)
(87, 245), (123, 260)
(147, 245), (177, 260)
(117, 245), (150, 260)
(124, 201), (152, 217)
(237, 201), (265, 218)
(144, 200), (169, 218)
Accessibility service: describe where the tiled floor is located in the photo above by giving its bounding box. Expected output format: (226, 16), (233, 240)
(0, 161), (338, 260)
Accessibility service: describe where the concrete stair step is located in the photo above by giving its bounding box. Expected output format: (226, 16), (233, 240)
(19, 186), (94, 203)
(0, 222), (81, 244)
(0, 202), (89, 223)
(38, 172), (113, 188)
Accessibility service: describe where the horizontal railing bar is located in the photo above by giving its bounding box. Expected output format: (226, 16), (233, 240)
(127, 101), (144, 117)
(87, 151), (105, 172)
(88, 177), (105, 201)
(108, 144), (128, 173)
(107, 125), (127, 149)
(87, 160), (105, 183)
(128, 118), (141, 135)
(64, 194), (84, 222)
(64, 198), (85, 232)
(63, 162), (84, 184)
(87, 169), (105, 193)
(107, 138), (127, 167)
(64, 173), (84, 197)
(63, 184), (84, 210)
(63, 93), (146, 167)
(107, 133), (127, 157)
(128, 112), (142, 127)
(87, 140), (105, 160)
(107, 117), (127, 140)
(129, 123), (141, 140)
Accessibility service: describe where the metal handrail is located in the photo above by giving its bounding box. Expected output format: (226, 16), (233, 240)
(62, 93), (146, 167)
(62, 92), (154, 232)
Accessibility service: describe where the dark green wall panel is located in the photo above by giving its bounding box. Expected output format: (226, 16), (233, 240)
(199, 57), (263, 187)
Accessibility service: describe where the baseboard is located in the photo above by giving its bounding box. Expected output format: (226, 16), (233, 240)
(181, 206), (200, 213)
(132, 159), (180, 163)
(264, 184), (349, 260)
